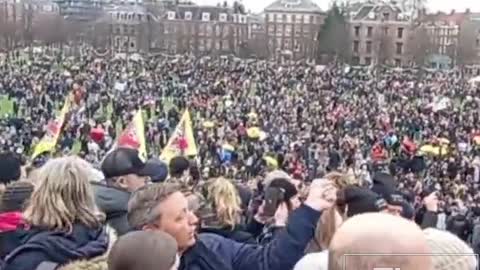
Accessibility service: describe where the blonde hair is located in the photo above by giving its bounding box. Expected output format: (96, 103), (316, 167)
(23, 156), (103, 233)
(206, 178), (241, 228)
(305, 172), (352, 253)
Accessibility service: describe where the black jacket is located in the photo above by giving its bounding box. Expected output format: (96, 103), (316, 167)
(92, 182), (131, 236)
(3, 224), (108, 270)
(199, 225), (256, 244)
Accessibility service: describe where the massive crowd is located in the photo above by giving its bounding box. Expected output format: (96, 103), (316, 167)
(0, 50), (479, 270)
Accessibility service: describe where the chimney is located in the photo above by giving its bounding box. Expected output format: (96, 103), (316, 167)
(450, 9), (455, 15)
(466, 8), (470, 14)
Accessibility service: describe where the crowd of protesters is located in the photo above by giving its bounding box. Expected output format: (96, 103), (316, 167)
(0, 50), (480, 270)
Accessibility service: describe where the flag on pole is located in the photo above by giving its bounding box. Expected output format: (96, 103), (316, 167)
(160, 109), (197, 164)
(116, 110), (147, 161)
(32, 95), (73, 159)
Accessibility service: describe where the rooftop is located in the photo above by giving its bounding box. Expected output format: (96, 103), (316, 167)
(264, 0), (323, 13)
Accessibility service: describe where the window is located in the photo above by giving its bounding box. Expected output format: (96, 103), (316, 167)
(395, 58), (401, 67)
(286, 14), (292, 23)
(185, 11), (192, 20)
(384, 27), (389, 35)
(282, 14), (286, 22)
(366, 41), (372, 54)
(268, 13), (274, 22)
(310, 15), (314, 24)
(167, 11), (175, 20)
(397, 27), (404, 39)
(367, 27), (373, 37)
(396, 42), (403, 54)
(353, 40), (359, 53)
(202, 12), (210, 21)
(354, 26), (360, 37)
(383, 12), (390, 20)
(364, 57), (372, 65)
(218, 13), (226, 22)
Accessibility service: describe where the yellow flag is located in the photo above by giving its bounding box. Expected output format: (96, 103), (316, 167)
(116, 110), (147, 161)
(32, 95), (72, 159)
(160, 109), (197, 164)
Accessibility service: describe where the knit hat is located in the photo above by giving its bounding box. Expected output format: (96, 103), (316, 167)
(169, 156), (190, 177)
(0, 181), (34, 213)
(343, 186), (387, 217)
(0, 152), (22, 185)
(424, 228), (478, 270)
(108, 230), (178, 270)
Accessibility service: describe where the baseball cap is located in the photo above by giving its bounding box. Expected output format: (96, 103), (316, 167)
(141, 158), (168, 183)
(101, 148), (148, 179)
(343, 186), (387, 217)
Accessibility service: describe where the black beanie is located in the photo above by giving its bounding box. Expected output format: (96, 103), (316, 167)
(268, 178), (298, 203)
(371, 172), (397, 202)
(169, 156), (190, 177)
(0, 152), (22, 185)
(344, 186), (387, 217)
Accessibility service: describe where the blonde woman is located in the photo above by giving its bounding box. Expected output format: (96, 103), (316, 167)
(2, 156), (108, 270)
(198, 177), (255, 244)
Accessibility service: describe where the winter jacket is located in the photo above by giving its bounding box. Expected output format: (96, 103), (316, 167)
(420, 211), (438, 229)
(199, 226), (256, 244)
(180, 204), (321, 270)
(2, 224), (108, 270)
(447, 214), (471, 242)
(92, 182), (131, 236)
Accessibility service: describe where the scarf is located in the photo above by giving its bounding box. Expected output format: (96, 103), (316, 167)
(0, 212), (23, 232)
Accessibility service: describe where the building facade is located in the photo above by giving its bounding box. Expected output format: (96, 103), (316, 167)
(100, 3), (151, 53)
(264, 0), (325, 60)
(161, 4), (248, 55)
(421, 11), (469, 69)
(349, 1), (411, 66)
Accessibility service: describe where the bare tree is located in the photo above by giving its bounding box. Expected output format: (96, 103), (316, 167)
(457, 19), (478, 67)
(406, 24), (435, 66)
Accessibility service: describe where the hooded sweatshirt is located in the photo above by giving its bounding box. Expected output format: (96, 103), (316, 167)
(92, 182), (131, 236)
(3, 223), (108, 270)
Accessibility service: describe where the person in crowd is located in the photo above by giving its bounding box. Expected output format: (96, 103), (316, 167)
(126, 178), (337, 270)
(197, 177), (254, 243)
(0, 181), (34, 232)
(0, 152), (22, 191)
(108, 230), (179, 270)
(94, 148), (151, 236)
(1, 156), (108, 270)
(328, 212), (432, 270)
(424, 228), (477, 270)
(296, 185), (387, 269)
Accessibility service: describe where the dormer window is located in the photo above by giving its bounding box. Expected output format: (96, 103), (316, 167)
(185, 11), (192, 20)
(202, 12), (210, 21)
(219, 13), (227, 22)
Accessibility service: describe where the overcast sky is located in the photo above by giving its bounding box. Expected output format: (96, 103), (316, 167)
(193, 0), (480, 14)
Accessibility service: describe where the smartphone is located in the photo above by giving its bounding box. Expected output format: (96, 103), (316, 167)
(263, 187), (285, 217)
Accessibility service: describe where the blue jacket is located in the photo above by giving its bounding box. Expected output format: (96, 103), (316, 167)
(180, 204), (321, 270)
(3, 224), (108, 270)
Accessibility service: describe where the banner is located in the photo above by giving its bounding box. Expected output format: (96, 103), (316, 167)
(160, 109), (197, 164)
(116, 110), (147, 161)
(32, 95), (72, 159)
